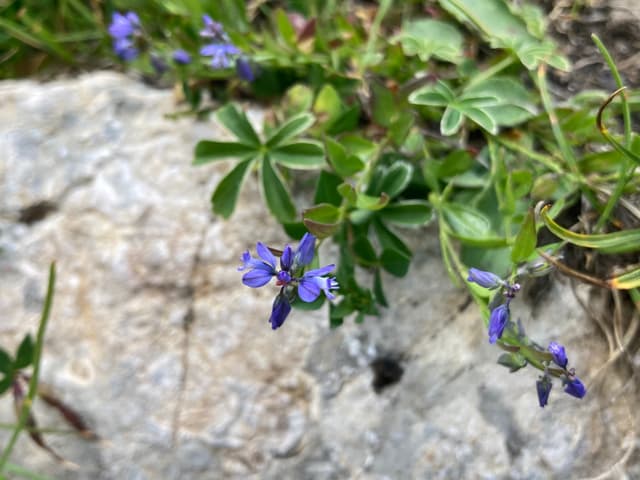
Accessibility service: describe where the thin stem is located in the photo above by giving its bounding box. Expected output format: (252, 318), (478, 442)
(592, 34), (635, 231)
(467, 54), (516, 88)
(0, 263), (56, 470)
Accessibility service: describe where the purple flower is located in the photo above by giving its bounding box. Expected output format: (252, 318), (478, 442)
(113, 38), (138, 61)
(536, 376), (552, 407)
(467, 268), (503, 289)
(172, 49), (191, 65)
(269, 293), (292, 330)
(239, 233), (339, 329)
(108, 11), (141, 61)
(201, 43), (241, 69)
(236, 58), (255, 81)
(108, 12), (140, 39)
(239, 233), (328, 289)
(200, 15), (228, 40)
(564, 377), (586, 398)
(548, 341), (568, 369)
(150, 54), (168, 74)
(488, 303), (509, 344)
(298, 265), (339, 302)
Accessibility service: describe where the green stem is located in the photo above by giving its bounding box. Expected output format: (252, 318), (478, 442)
(592, 34), (634, 231)
(0, 263), (56, 471)
(467, 54), (516, 88)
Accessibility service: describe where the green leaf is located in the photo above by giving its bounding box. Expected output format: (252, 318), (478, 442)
(441, 106), (464, 136)
(373, 219), (412, 257)
(270, 141), (325, 169)
(373, 269), (389, 307)
(609, 267), (640, 290)
(511, 209), (537, 263)
(395, 19), (464, 64)
(371, 82), (397, 128)
(303, 203), (341, 239)
(216, 104), (261, 146)
(380, 248), (411, 277)
(379, 201), (433, 226)
(0, 376), (12, 396)
(437, 150), (474, 178)
(262, 156), (296, 223)
(353, 236), (378, 266)
(462, 77), (536, 126)
(291, 294), (325, 310)
(266, 113), (315, 148)
(211, 159), (254, 218)
(326, 105), (361, 135)
(314, 170), (343, 206)
(409, 81), (456, 107)
(325, 138), (365, 178)
(461, 107), (498, 134)
(442, 202), (492, 238)
(356, 193), (390, 211)
(378, 161), (413, 198)
(193, 141), (258, 165)
(14, 334), (34, 370)
(275, 8), (297, 47)
(338, 183), (357, 206)
(314, 84), (342, 126)
(497, 352), (528, 372)
(539, 204), (640, 254)
(0, 348), (13, 375)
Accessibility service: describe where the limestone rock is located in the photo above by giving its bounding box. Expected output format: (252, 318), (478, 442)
(0, 73), (636, 479)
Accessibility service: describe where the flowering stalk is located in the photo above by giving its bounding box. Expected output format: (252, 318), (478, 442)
(238, 233), (338, 329)
(468, 267), (587, 407)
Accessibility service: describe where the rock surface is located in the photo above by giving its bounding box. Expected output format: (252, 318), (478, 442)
(0, 73), (637, 479)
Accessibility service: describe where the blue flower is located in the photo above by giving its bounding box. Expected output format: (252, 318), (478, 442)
(564, 376), (586, 398)
(108, 11), (141, 61)
(536, 375), (552, 408)
(108, 12), (140, 39)
(467, 268), (503, 289)
(236, 58), (255, 81)
(239, 233), (339, 329)
(200, 15), (228, 40)
(113, 38), (139, 61)
(200, 43), (241, 69)
(172, 49), (191, 65)
(488, 303), (509, 344)
(548, 341), (568, 369)
(269, 293), (292, 330)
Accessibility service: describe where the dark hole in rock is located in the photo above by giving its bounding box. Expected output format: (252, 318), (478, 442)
(18, 201), (57, 225)
(370, 356), (404, 394)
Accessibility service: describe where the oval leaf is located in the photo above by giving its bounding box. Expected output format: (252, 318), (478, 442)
(379, 161), (413, 198)
(216, 104), (261, 146)
(511, 209), (537, 263)
(441, 106), (464, 136)
(266, 113), (315, 148)
(211, 158), (253, 218)
(193, 141), (258, 165)
(262, 156), (296, 223)
(270, 141), (325, 170)
(379, 201), (433, 226)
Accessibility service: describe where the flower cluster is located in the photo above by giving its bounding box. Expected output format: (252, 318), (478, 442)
(108, 11), (141, 61)
(536, 341), (587, 407)
(238, 233), (339, 329)
(199, 15), (254, 80)
(467, 268), (520, 344)
(468, 267), (587, 408)
(107, 12), (254, 81)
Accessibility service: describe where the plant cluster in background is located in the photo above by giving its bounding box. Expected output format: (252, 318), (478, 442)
(2, 2), (640, 454)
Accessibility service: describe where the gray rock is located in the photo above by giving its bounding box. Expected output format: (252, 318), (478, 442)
(0, 72), (636, 479)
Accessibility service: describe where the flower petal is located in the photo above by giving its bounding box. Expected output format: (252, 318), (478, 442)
(548, 341), (568, 369)
(281, 245), (293, 271)
(564, 377), (586, 398)
(536, 376), (552, 408)
(467, 268), (503, 289)
(297, 276), (321, 302)
(294, 233), (315, 268)
(269, 294), (291, 330)
(256, 242), (277, 269)
(304, 264), (335, 277)
(242, 268), (274, 288)
(488, 304), (509, 344)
